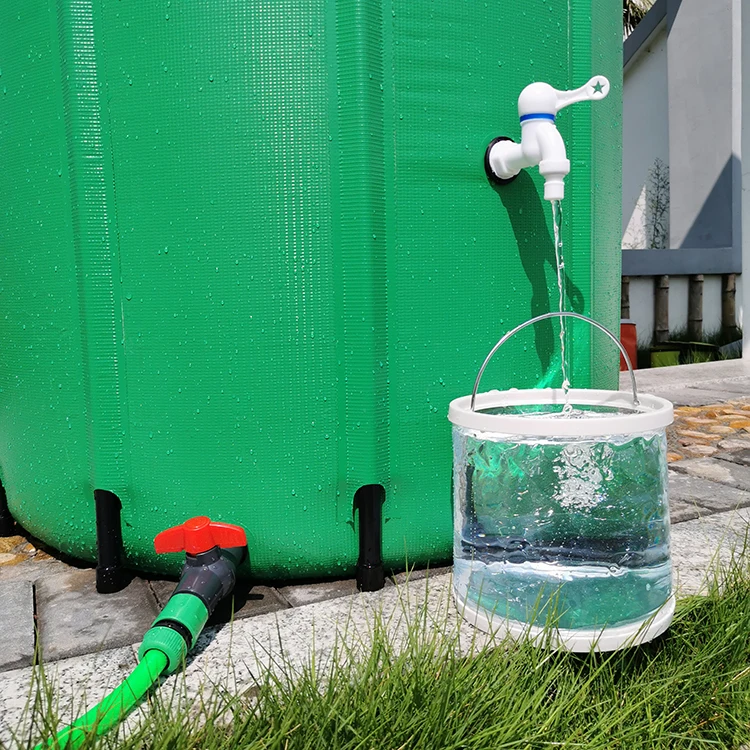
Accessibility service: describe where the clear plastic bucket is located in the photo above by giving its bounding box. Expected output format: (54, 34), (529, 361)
(448, 313), (675, 652)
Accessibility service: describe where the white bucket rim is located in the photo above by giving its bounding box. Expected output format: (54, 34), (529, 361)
(448, 388), (673, 437)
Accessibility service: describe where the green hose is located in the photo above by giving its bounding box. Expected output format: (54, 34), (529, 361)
(34, 527), (234, 748)
(37, 649), (168, 750)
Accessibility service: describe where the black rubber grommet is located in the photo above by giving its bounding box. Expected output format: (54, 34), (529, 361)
(484, 136), (519, 186)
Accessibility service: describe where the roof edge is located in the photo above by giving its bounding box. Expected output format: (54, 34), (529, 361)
(624, 0), (668, 69)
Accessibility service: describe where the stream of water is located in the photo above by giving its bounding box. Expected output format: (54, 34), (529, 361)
(551, 199), (572, 413)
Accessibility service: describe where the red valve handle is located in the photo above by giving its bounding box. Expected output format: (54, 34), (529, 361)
(154, 516), (247, 556)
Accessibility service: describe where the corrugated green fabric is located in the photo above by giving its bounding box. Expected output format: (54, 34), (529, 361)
(0, 0), (621, 578)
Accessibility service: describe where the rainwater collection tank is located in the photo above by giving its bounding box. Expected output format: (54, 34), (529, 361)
(0, 1), (621, 580)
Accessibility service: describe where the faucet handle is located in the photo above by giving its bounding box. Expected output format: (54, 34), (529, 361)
(554, 76), (610, 113)
(517, 76), (610, 119)
(154, 516), (247, 556)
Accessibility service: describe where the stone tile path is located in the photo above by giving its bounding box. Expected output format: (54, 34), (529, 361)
(668, 401), (750, 462)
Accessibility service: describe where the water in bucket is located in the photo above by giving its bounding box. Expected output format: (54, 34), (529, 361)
(453, 411), (671, 632)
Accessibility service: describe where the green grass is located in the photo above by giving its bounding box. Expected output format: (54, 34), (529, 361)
(6, 560), (750, 750)
(666, 326), (742, 349)
(637, 326), (743, 368)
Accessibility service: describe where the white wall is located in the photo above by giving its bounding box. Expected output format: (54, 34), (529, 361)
(623, 18), (743, 346)
(622, 27), (669, 249)
(703, 276), (723, 334)
(668, 276), (688, 332)
(628, 277), (655, 346)
(737, 276), (744, 332)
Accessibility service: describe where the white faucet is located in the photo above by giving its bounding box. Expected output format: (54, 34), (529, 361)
(486, 76), (610, 201)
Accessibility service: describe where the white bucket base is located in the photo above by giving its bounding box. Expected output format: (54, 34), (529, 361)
(454, 589), (676, 653)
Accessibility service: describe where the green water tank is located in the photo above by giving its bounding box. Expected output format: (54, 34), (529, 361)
(0, 1), (621, 579)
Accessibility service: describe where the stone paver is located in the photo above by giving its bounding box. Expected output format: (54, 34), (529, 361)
(277, 578), (359, 607)
(670, 507), (750, 595)
(667, 401), (750, 462)
(0, 534), (55, 567)
(36, 570), (160, 661)
(0, 361), (749, 679)
(149, 579), (289, 622)
(668, 469), (750, 514)
(0, 646), (137, 746)
(391, 565), (452, 585)
(717, 437), (750, 452)
(668, 498), (701, 523)
(670, 456), (750, 494)
(0, 581), (35, 670)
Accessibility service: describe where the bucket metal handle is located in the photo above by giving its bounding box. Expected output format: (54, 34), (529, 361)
(470, 312), (639, 411)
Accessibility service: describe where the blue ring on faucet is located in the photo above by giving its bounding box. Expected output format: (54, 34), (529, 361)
(519, 113), (556, 123)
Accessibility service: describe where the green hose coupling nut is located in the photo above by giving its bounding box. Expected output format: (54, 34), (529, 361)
(139, 626), (187, 674)
(138, 593), (209, 674)
(154, 592), (210, 644)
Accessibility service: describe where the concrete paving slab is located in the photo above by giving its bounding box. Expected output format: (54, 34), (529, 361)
(715, 448), (750, 466)
(391, 566), (452, 585)
(668, 498), (702, 523)
(691, 378), (750, 396)
(668, 469), (750, 513)
(149, 579), (289, 622)
(620, 360), (750, 406)
(147, 578), (177, 608)
(36, 570), (159, 662)
(621, 359), (750, 393)
(0, 581), (35, 670)
(277, 578), (359, 607)
(178, 573), (487, 706)
(0, 558), (76, 584)
(211, 584), (290, 622)
(0, 645), (137, 748)
(671, 457), (750, 493)
(651, 388), (749, 406)
(670, 507), (750, 595)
